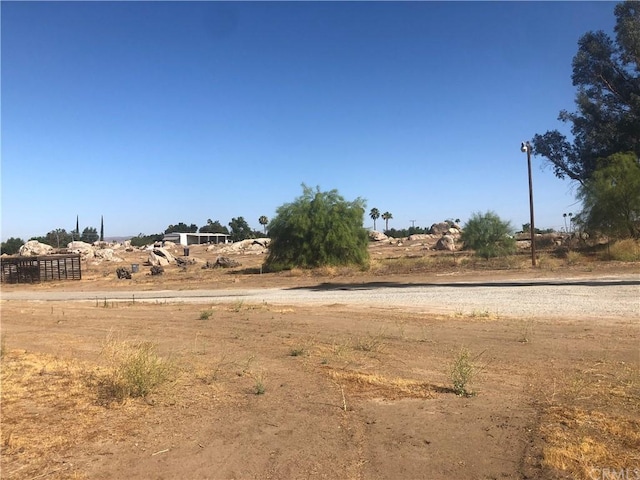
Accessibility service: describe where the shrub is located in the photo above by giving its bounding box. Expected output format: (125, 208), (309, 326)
(450, 347), (483, 397)
(99, 334), (173, 402)
(461, 211), (516, 259)
(605, 239), (640, 261)
(264, 185), (369, 271)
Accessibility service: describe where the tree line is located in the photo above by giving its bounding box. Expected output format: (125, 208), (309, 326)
(0, 216), (267, 254)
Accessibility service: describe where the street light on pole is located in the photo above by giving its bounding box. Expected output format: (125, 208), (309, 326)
(521, 141), (536, 267)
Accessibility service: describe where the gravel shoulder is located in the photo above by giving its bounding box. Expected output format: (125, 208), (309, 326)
(3, 274), (638, 321)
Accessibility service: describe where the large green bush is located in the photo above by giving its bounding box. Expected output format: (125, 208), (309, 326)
(264, 185), (369, 271)
(461, 211), (516, 259)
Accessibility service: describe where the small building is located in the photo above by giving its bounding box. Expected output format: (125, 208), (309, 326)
(162, 232), (231, 246)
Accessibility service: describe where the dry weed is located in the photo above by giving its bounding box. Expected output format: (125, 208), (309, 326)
(98, 331), (174, 403)
(538, 362), (640, 479)
(605, 239), (640, 262)
(1, 350), (129, 479)
(325, 369), (435, 400)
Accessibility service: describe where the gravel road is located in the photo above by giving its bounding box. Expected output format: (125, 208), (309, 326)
(2, 275), (638, 320)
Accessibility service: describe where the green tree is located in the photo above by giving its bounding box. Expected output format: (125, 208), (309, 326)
(381, 211), (393, 232)
(259, 215), (269, 234)
(31, 229), (72, 248)
(1, 237), (25, 255)
(576, 152), (640, 238)
(130, 233), (163, 247)
(228, 217), (253, 242)
(80, 227), (99, 244)
(462, 211), (517, 259)
(369, 208), (380, 230)
(532, 2), (640, 184)
(100, 215), (104, 242)
(264, 185), (369, 271)
(199, 219), (229, 234)
(165, 223), (198, 234)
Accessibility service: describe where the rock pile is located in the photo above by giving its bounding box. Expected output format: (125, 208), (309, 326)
(116, 267), (132, 279)
(150, 265), (164, 276)
(202, 256), (242, 269)
(214, 238), (270, 255)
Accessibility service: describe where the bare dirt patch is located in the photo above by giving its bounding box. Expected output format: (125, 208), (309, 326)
(1, 244), (639, 479)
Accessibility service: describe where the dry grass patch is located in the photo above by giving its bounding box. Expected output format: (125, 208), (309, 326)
(605, 238), (640, 262)
(98, 331), (174, 403)
(325, 369), (436, 400)
(353, 329), (387, 353)
(538, 362), (640, 479)
(1, 350), (136, 479)
(541, 407), (640, 479)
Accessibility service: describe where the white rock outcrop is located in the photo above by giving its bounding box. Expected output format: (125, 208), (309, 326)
(369, 231), (388, 242)
(153, 247), (175, 263)
(218, 239), (270, 254)
(435, 235), (456, 251)
(18, 240), (54, 256)
(148, 251), (170, 267)
(67, 241), (95, 261)
(94, 248), (123, 262)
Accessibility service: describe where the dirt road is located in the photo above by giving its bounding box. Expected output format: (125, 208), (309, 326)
(3, 275), (638, 320)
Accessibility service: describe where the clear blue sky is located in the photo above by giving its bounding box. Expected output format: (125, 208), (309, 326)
(1, 1), (616, 241)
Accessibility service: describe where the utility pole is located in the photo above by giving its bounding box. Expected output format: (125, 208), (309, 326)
(520, 141), (536, 267)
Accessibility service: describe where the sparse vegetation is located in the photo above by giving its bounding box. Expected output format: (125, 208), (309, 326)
(99, 333), (173, 402)
(354, 330), (386, 353)
(199, 310), (213, 320)
(518, 319), (535, 343)
(604, 238), (640, 261)
(1, 225), (637, 479)
(450, 347), (483, 397)
(253, 371), (266, 395)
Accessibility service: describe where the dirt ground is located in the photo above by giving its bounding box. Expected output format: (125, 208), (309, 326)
(1, 243), (639, 479)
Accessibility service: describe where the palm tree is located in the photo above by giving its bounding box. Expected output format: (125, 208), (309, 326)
(259, 215), (269, 234)
(568, 212), (573, 233)
(381, 211), (393, 232)
(369, 208), (380, 230)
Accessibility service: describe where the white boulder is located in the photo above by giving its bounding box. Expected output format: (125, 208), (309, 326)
(153, 247), (175, 263)
(435, 235), (456, 251)
(94, 248), (123, 262)
(148, 251), (169, 267)
(67, 241), (95, 261)
(18, 240), (53, 256)
(369, 231), (388, 242)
